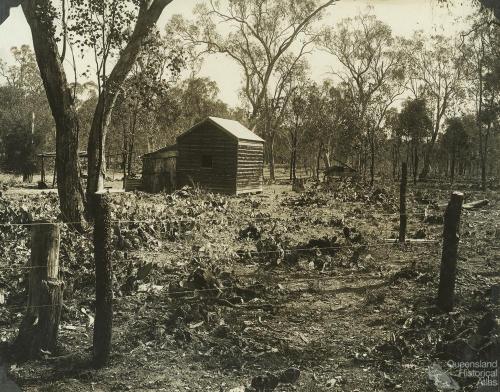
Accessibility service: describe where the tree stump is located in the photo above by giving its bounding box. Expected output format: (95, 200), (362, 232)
(437, 192), (464, 312)
(14, 223), (62, 359)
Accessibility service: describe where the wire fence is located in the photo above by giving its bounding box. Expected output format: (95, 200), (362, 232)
(0, 211), (431, 228)
(1, 198), (491, 230)
(0, 189), (496, 374)
(0, 185), (495, 319)
(0, 240), (443, 272)
(0, 206), (495, 277)
(0, 249), (439, 313)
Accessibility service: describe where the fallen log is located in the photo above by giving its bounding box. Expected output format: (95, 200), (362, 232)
(463, 199), (489, 210)
(384, 239), (438, 244)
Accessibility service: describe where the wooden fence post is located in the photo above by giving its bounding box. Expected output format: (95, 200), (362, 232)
(93, 192), (113, 368)
(40, 155), (45, 184)
(399, 162), (408, 243)
(14, 222), (62, 359)
(437, 191), (464, 312)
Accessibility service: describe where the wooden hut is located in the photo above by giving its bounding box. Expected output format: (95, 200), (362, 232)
(176, 117), (264, 195)
(141, 145), (178, 193)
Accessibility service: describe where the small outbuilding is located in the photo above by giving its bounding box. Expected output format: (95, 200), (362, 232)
(177, 117), (264, 195)
(140, 117), (265, 195)
(141, 144), (178, 193)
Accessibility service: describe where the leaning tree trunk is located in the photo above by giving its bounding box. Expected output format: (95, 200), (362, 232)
(22, 0), (85, 225)
(86, 0), (175, 206)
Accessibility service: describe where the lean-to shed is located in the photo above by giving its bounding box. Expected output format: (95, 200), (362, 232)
(176, 117), (264, 195)
(141, 144), (178, 193)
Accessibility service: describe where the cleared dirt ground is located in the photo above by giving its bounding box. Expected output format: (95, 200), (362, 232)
(0, 177), (498, 391)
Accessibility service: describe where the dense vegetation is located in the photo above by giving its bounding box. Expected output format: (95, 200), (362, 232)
(0, 1), (499, 207)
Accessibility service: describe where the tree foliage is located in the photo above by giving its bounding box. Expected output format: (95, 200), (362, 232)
(171, 0), (335, 120)
(321, 12), (405, 184)
(0, 46), (53, 178)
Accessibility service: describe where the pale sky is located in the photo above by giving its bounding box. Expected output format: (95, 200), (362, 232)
(0, 0), (474, 106)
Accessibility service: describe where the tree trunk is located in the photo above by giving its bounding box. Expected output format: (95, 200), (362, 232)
(291, 131), (298, 182)
(316, 144), (322, 180)
(22, 0), (85, 225)
(127, 121), (136, 177)
(122, 126), (128, 186)
(413, 143), (419, 185)
(86, 0), (175, 205)
(324, 151), (332, 170)
(450, 152), (456, 184)
(268, 137), (275, 181)
(480, 125), (490, 191)
(127, 141), (134, 177)
(399, 163), (407, 243)
(87, 95), (111, 201)
(369, 137), (375, 187)
(420, 106), (445, 180)
(127, 104), (139, 177)
(477, 51), (486, 191)
(362, 144), (368, 180)
(392, 149), (396, 180)
(481, 159), (487, 191)
(392, 142), (400, 181)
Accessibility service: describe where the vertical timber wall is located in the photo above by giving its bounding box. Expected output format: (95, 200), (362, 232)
(177, 123), (238, 194)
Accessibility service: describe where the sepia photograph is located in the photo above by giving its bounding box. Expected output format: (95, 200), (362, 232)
(0, 0), (498, 391)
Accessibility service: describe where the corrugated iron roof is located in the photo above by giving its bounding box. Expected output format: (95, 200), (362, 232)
(208, 117), (264, 143)
(142, 144), (178, 158)
(178, 117), (265, 143)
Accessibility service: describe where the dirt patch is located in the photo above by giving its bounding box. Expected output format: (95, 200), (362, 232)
(0, 180), (497, 391)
